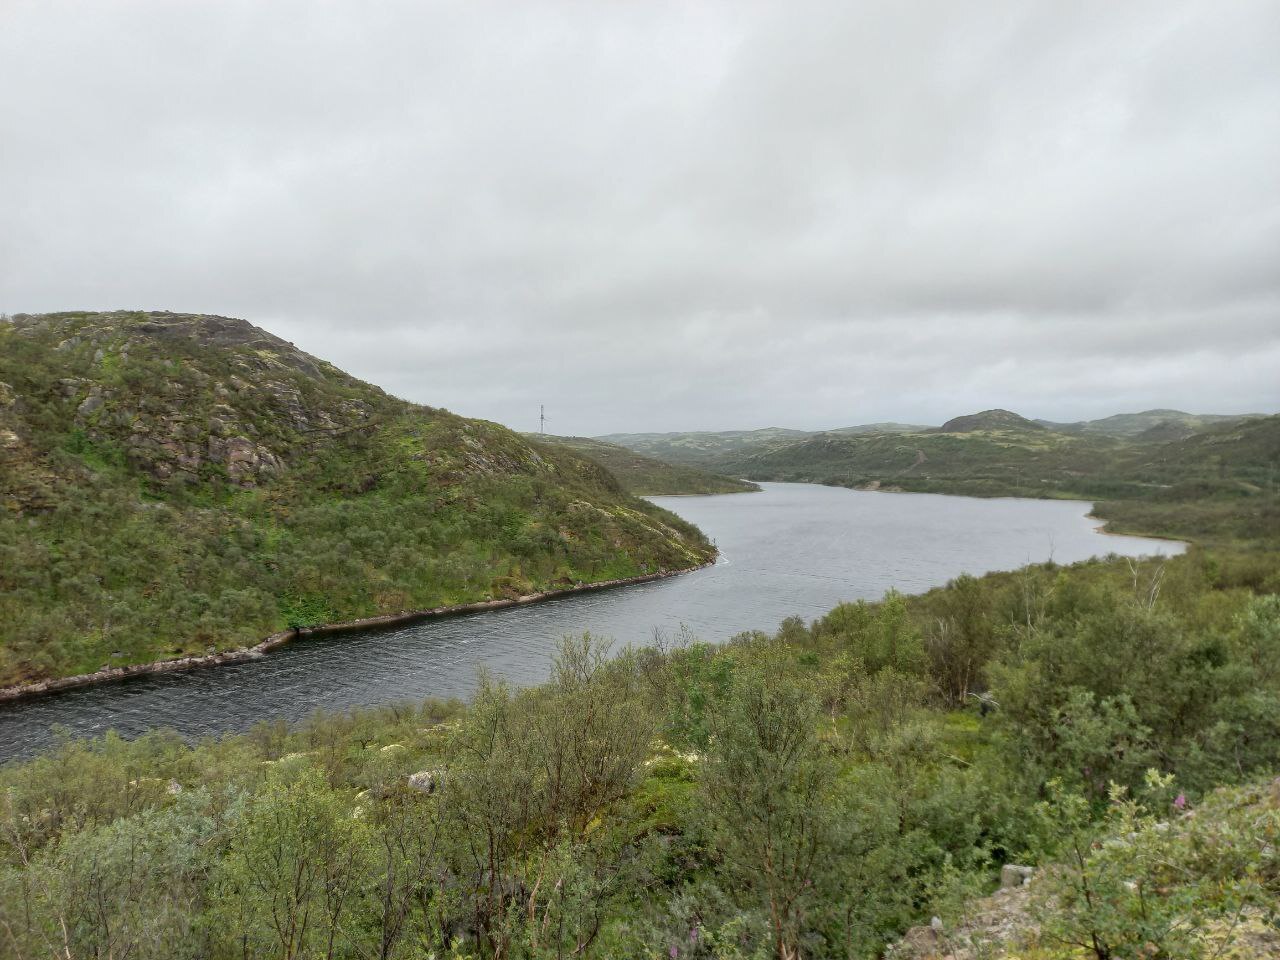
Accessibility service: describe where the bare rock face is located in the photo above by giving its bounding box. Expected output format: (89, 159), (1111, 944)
(224, 436), (283, 483)
(76, 387), (105, 416)
(122, 312), (329, 378)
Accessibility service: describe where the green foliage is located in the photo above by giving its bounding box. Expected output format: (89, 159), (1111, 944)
(699, 653), (838, 959)
(215, 766), (371, 959)
(279, 592), (335, 629)
(531, 435), (760, 496)
(1027, 773), (1280, 960)
(2, 334), (1279, 960)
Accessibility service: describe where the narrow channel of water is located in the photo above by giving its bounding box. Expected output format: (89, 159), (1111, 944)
(0, 483), (1182, 762)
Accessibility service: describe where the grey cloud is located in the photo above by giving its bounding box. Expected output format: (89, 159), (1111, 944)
(1, 0), (1277, 435)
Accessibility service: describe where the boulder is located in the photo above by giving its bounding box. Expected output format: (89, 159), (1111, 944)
(1000, 864), (1034, 889)
(407, 769), (444, 794)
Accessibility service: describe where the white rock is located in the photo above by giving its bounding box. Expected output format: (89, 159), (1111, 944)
(1000, 864), (1034, 889)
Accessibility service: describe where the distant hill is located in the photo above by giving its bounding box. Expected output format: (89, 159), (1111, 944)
(1134, 420), (1199, 443)
(1090, 415), (1280, 542)
(596, 427), (809, 469)
(716, 414), (1122, 498)
(829, 422), (933, 435)
(706, 408), (1279, 543)
(1038, 409), (1262, 438)
(0, 311), (714, 686)
(602, 407), (1277, 543)
(526, 435), (759, 496)
(937, 409), (1045, 434)
(1125, 414), (1280, 490)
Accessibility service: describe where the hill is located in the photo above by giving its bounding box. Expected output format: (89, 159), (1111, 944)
(829, 421), (933, 435)
(713, 410), (1279, 544)
(718, 414), (1124, 498)
(1038, 408), (1261, 438)
(595, 426), (808, 469)
(0, 311), (714, 686)
(937, 408), (1046, 433)
(601, 411), (1260, 473)
(1090, 414), (1280, 542)
(527, 435), (759, 495)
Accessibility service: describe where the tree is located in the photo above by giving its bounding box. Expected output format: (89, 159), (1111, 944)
(215, 765), (369, 960)
(700, 656), (839, 960)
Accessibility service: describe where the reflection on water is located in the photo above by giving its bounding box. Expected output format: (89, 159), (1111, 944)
(0, 483), (1181, 762)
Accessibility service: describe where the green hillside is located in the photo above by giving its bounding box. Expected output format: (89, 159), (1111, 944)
(528, 435), (759, 495)
(596, 427), (808, 468)
(709, 412), (1279, 545)
(0, 312), (714, 687)
(719, 418), (1131, 498)
(1038, 408), (1261, 437)
(602, 410), (1264, 473)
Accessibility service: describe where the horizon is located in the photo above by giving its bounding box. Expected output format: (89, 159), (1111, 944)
(5, 306), (1274, 438)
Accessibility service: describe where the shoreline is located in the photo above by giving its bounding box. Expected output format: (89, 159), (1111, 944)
(808, 479), (1191, 547)
(0, 560), (715, 704)
(1087, 516), (1189, 545)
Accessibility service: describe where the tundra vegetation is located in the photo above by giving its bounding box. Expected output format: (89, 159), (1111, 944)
(2, 313), (1278, 958)
(1, 540), (1277, 958)
(0, 312), (714, 687)
(526, 435), (759, 497)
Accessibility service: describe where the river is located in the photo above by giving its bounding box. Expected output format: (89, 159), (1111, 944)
(0, 483), (1182, 763)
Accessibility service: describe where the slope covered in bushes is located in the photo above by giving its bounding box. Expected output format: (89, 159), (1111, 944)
(0, 311), (714, 685)
(1, 543), (1276, 958)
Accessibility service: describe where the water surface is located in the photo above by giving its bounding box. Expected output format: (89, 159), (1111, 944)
(0, 483), (1181, 762)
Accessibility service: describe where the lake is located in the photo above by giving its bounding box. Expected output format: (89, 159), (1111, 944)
(0, 483), (1182, 762)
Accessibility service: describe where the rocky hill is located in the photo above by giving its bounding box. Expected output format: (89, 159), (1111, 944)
(936, 408), (1045, 434)
(0, 311), (715, 686)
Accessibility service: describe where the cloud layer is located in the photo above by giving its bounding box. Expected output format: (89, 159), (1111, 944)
(2, 0), (1277, 433)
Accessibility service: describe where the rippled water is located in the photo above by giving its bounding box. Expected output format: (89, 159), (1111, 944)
(0, 483), (1182, 763)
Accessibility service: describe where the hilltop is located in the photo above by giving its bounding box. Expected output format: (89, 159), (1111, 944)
(936, 408), (1045, 433)
(527, 435), (759, 496)
(0, 311), (714, 686)
(829, 421), (933, 435)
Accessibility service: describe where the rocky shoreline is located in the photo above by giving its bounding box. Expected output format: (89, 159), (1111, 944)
(0, 561), (715, 704)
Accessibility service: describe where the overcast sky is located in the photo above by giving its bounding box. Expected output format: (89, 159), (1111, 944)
(2, 1), (1277, 434)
